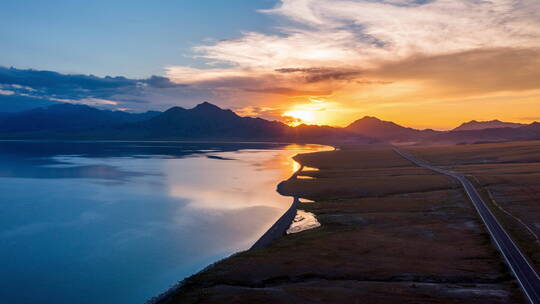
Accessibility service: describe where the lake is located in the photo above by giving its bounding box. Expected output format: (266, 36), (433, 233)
(0, 141), (330, 304)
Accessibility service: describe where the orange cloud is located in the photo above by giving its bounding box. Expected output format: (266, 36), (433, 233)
(164, 0), (540, 129)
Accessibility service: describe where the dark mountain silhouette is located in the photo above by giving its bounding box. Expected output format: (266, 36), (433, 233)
(114, 101), (288, 139)
(0, 102), (374, 144)
(345, 116), (540, 144)
(98, 102), (373, 143)
(453, 119), (525, 131)
(0, 94), (59, 112)
(2, 101), (538, 145)
(0, 103), (160, 133)
(0, 112), (13, 121)
(345, 116), (438, 142)
(424, 122), (540, 144)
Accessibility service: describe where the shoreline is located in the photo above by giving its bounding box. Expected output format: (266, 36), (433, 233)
(147, 155), (317, 304)
(155, 144), (525, 304)
(250, 163), (306, 250)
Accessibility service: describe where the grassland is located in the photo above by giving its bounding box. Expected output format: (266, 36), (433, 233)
(406, 140), (540, 276)
(157, 144), (524, 304)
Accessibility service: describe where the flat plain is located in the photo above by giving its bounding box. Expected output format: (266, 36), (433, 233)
(405, 141), (540, 276)
(158, 144), (526, 304)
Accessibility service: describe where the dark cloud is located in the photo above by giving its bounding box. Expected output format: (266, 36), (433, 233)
(0, 67), (187, 99)
(0, 67), (189, 112)
(144, 76), (188, 88)
(0, 67), (132, 90)
(275, 67), (363, 83)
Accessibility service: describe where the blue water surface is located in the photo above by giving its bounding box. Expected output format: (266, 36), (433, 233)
(0, 141), (327, 304)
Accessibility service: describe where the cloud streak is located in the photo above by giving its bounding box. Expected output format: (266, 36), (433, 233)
(0, 67), (206, 112)
(3, 0), (540, 127)
(164, 0), (540, 127)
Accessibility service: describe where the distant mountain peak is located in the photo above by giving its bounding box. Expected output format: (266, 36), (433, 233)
(453, 119), (525, 131)
(344, 115), (439, 142)
(525, 121), (540, 129)
(348, 116), (403, 129)
(164, 106), (186, 113)
(0, 102), (161, 133)
(46, 103), (96, 112)
(357, 116), (383, 122)
(193, 101), (222, 111)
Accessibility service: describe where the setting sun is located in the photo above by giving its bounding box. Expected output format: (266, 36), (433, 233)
(281, 99), (342, 126)
(282, 109), (316, 126)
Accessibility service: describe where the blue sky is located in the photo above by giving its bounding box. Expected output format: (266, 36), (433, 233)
(2, 0), (540, 128)
(0, 0), (278, 78)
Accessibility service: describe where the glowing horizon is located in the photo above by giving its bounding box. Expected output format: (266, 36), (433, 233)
(3, 0), (540, 130)
(164, 0), (540, 130)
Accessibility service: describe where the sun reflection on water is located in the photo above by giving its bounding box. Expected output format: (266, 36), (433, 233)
(292, 160), (301, 174)
(166, 143), (332, 211)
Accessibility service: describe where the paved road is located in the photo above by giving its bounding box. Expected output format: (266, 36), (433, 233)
(394, 148), (540, 304)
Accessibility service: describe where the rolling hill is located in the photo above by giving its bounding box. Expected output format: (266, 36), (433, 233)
(345, 116), (439, 142)
(453, 120), (525, 131)
(426, 122), (540, 144)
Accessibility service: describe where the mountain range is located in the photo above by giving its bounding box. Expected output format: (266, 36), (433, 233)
(0, 102), (373, 144)
(345, 116), (540, 144)
(345, 116), (438, 142)
(0, 102), (539, 145)
(0, 103), (160, 133)
(452, 120), (525, 131)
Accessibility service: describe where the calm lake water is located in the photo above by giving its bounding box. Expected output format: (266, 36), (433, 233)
(0, 141), (330, 304)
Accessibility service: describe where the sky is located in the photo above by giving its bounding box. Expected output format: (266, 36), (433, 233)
(2, 0), (540, 129)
